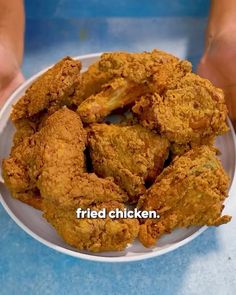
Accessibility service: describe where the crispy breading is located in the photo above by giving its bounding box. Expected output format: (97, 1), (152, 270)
(43, 200), (139, 252)
(98, 50), (191, 85)
(11, 57), (81, 121)
(40, 171), (128, 210)
(72, 60), (113, 106)
(88, 123), (169, 202)
(2, 51), (232, 252)
(133, 73), (229, 145)
(12, 111), (51, 147)
(12, 118), (38, 147)
(3, 108), (127, 208)
(2, 108), (86, 209)
(76, 50), (192, 123)
(170, 135), (216, 157)
(3, 108), (137, 252)
(138, 146), (231, 247)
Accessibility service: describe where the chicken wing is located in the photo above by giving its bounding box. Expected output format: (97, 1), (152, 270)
(138, 146), (231, 247)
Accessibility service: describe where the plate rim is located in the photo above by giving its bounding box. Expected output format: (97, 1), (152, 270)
(0, 52), (235, 263)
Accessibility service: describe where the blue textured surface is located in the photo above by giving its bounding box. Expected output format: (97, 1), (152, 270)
(1, 2), (236, 295)
(25, 0), (210, 18)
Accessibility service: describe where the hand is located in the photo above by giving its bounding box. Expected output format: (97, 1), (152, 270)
(0, 41), (24, 108)
(197, 29), (236, 129)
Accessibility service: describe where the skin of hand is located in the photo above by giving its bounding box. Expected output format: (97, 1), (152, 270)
(0, 42), (24, 108)
(0, 0), (25, 108)
(197, 0), (236, 129)
(197, 30), (236, 128)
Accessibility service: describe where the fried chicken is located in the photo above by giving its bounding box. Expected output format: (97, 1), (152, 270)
(40, 141), (139, 252)
(98, 50), (191, 86)
(170, 135), (216, 157)
(11, 57), (81, 121)
(71, 60), (113, 106)
(76, 50), (192, 123)
(12, 111), (51, 147)
(77, 78), (148, 123)
(133, 73), (228, 145)
(2, 107), (86, 209)
(138, 146), (231, 247)
(3, 108), (138, 251)
(12, 117), (38, 147)
(88, 123), (169, 202)
(2, 51), (232, 253)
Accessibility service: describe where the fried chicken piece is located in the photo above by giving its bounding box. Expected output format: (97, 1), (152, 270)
(12, 111), (51, 147)
(12, 118), (38, 147)
(133, 73), (229, 145)
(73, 50), (184, 105)
(88, 123), (169, 202)
(40, 171), (128, 210)
(43, 200), (139, 252)
(98, 50), (191, 85)
(77, 78), (148, 123)
(71, 60), (113, 106)
(2, 107), (86, 209)
(41, 168), (132, 252)
(170, 135), (216, 157)
(11, 188), (42, 209)
(76, 50), (192, 123)
(137, 146), (231, 247)
(11, 57), (81, 121)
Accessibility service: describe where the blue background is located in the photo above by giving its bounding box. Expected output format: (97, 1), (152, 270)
(2, 1), (236, 295)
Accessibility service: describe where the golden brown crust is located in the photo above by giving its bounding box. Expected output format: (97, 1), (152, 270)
(43, 200), (139, 252)
(133, 73), (229, 145)
(76, 50), (192, 123)
(3, 108), (134, 251)
(98, 50), (191, 85)
(88, 123), (169, 202)
(11, 57), (81, 121)
(138, 146), (231, 247)
(2, 108), (86, 210)
(12, 111), (51, 147)
(71, 60), (113, 106)
(170, 135), (216, 157)
(2, 52), (232, 252)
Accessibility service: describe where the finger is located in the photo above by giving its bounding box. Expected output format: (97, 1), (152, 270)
(223, 86), (236, 130)
(0, 72), (24, 108)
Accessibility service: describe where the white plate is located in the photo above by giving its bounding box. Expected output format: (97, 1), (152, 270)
(0, 53), (236, 263)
